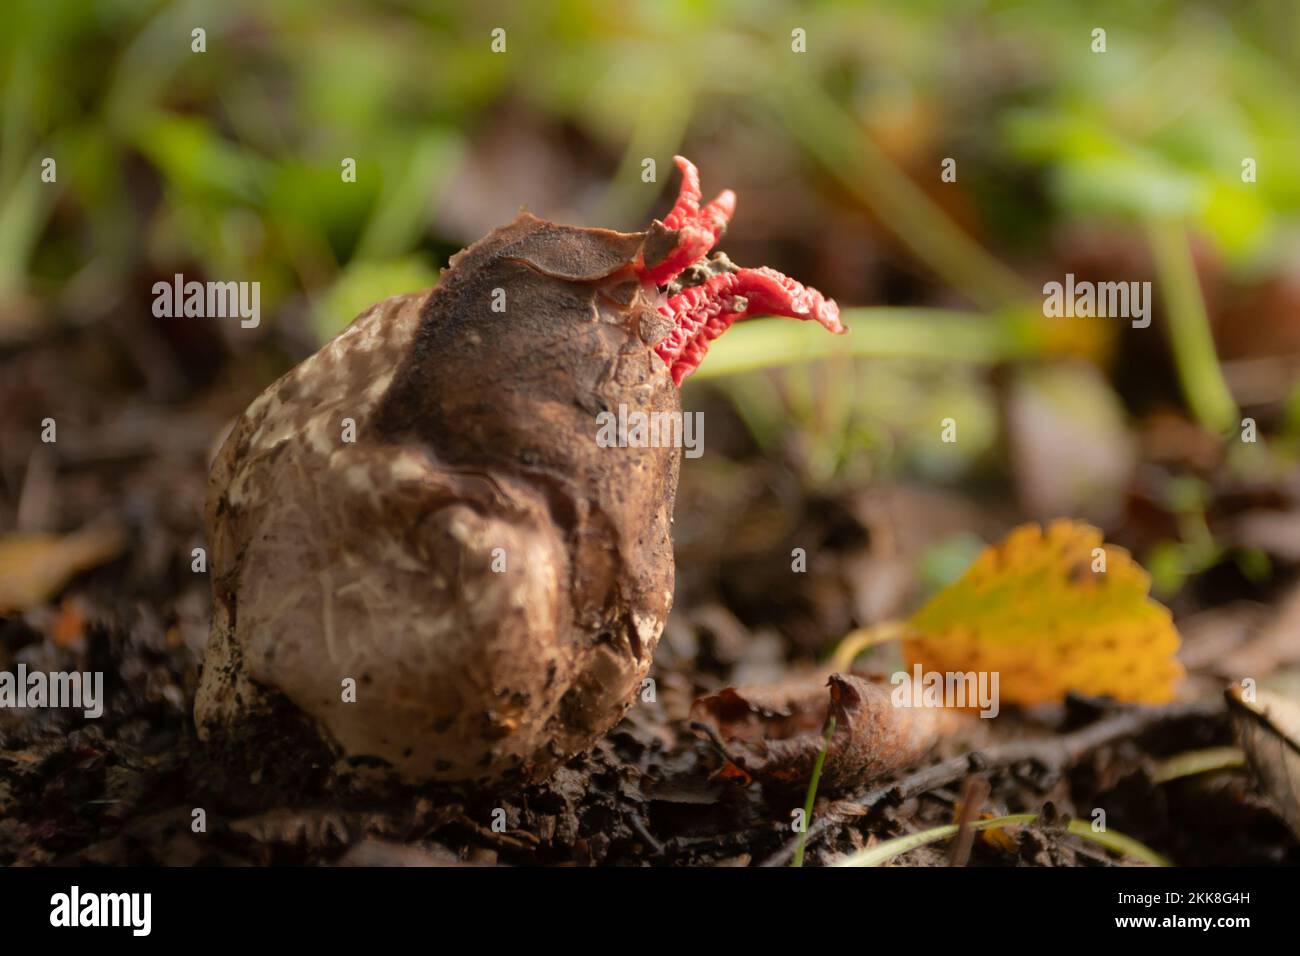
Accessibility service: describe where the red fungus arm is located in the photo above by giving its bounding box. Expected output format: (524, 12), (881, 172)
(635, 156), (844, 384)
(656, 266), (844, 386)
(638, 156), (736, 287)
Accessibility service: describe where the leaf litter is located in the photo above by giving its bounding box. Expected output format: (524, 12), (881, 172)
(1, 326), (1298, 869)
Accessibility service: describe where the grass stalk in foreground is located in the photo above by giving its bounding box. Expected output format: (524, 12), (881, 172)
(1146, 219), (1238, 434)
(792, 716), (837, 868)
(770, 80), (1032, 311)
(829, 621), (907, 671)
(1151, 746), (1246, 784)
(832, 813), (1170, 867)
(688, 307), (1047, 382)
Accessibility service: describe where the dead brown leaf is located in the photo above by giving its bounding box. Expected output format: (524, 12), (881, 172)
(691, 672), (956, 792)
(1226, 684), (1300, 839)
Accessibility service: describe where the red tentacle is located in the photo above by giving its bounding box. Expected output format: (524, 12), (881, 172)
(655, 267), (844, 386)
(638, 156), (735, 286)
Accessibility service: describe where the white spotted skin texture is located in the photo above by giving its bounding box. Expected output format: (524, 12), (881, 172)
(196, 214), (681, 786)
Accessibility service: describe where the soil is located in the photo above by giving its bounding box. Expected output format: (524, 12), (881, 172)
(1, 333), (1297, 868)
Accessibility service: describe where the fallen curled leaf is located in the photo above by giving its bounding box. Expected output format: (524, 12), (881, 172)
(691, 673), (953, 791)
(0, 525), (127, 614)
(903, 520), (1183, 706)
(1226, 684), (1300, 839)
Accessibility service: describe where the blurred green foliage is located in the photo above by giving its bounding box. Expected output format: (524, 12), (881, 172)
(4, 0), (1299, 591)
(6, 0), (1300, 325)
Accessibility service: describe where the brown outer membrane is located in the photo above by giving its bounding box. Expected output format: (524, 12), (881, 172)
(196, 212), (683, 786)
(692, 674), (949, 792)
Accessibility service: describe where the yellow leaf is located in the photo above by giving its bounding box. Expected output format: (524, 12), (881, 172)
(0, 525), (126, 614)
(903, 520), (1182, 706)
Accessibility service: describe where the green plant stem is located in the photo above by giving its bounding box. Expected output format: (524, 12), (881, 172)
(829, 621), (907, 671)
(595, 77), (694, 227)
(1064, 819), (1171, 866)
(791, 716), (837, 868)
(833, 813), (1170, 867)
(1146, 219), (1238, 434)
(768, 80), (1032, 311)
(835, 814), (1035, 867)
(1151, 746), (1246, 784)
(688, 308), (1040, 382)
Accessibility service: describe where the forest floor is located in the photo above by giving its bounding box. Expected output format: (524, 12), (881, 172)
(1, 332), (1298, 867)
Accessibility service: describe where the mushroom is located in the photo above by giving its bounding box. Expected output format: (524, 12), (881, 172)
(195, 157), (843, 785)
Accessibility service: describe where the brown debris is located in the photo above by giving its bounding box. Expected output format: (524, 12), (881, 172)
(1226, 684), (1300, 839)
(691, 672), (954, 792)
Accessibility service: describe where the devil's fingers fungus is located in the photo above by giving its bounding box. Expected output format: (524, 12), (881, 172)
(195, 158), (843, 785)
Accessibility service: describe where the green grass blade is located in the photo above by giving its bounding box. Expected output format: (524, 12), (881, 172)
(1146, 218), (1238, 434)
(833, 814), (1037, 867)
(688, 308), (1042, 383)
(1065, 818), (1171, 867)
(791, 716), (837, 868)
(832, 812), (1169, 867)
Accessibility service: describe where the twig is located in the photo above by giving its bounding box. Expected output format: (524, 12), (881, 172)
(947, 776), (989, 867)
(627, 811), (665, 856)
(690, 719), (741, 768)
(761, 697), (1221, 867)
